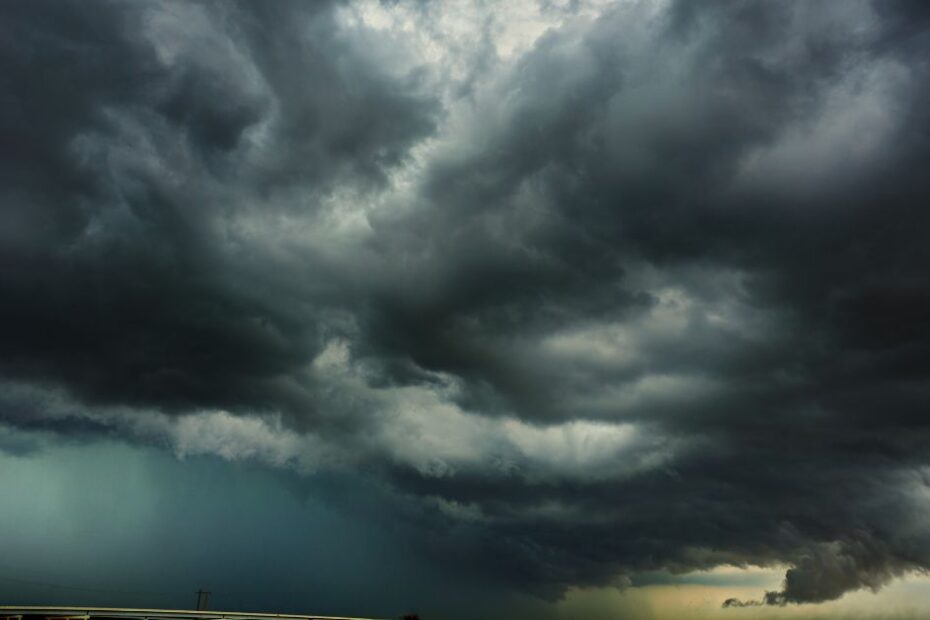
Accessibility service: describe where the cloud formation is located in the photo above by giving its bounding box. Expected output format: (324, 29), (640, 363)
(2, 0), (930, 610)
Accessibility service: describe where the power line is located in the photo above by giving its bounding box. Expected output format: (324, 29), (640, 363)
(0, 572), (172, 598)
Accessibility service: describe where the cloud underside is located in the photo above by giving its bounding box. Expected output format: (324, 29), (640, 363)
(3, 0), (930, 607)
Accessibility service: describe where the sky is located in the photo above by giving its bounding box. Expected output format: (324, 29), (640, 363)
(1, 0), (930, 618)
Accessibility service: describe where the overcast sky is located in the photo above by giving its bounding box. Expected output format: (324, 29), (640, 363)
(2, 1), (930, 619)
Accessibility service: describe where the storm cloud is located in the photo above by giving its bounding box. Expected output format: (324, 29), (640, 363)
(2, 0), (930, 614)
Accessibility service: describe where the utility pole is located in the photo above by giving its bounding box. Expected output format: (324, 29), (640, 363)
(196, 589), (211, 611)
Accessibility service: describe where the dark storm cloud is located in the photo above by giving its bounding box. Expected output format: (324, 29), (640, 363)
(3, 0), (930, 613)
(0, 0), (435, 418)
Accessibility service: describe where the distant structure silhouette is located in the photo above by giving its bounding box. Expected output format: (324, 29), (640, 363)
(196, 589), (211, 611)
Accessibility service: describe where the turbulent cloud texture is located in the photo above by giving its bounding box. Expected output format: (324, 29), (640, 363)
(3, 0), (930, 612)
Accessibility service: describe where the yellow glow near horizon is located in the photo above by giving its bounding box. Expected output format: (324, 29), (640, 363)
(537, 568), (930, 620)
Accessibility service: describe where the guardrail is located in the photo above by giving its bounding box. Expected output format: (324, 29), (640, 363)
(0, 607), (384, 620)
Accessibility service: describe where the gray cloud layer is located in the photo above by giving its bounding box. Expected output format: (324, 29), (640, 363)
(3, 0), (930, 611)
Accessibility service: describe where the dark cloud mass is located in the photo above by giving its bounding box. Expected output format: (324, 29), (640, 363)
(2, 0), (930, 614)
